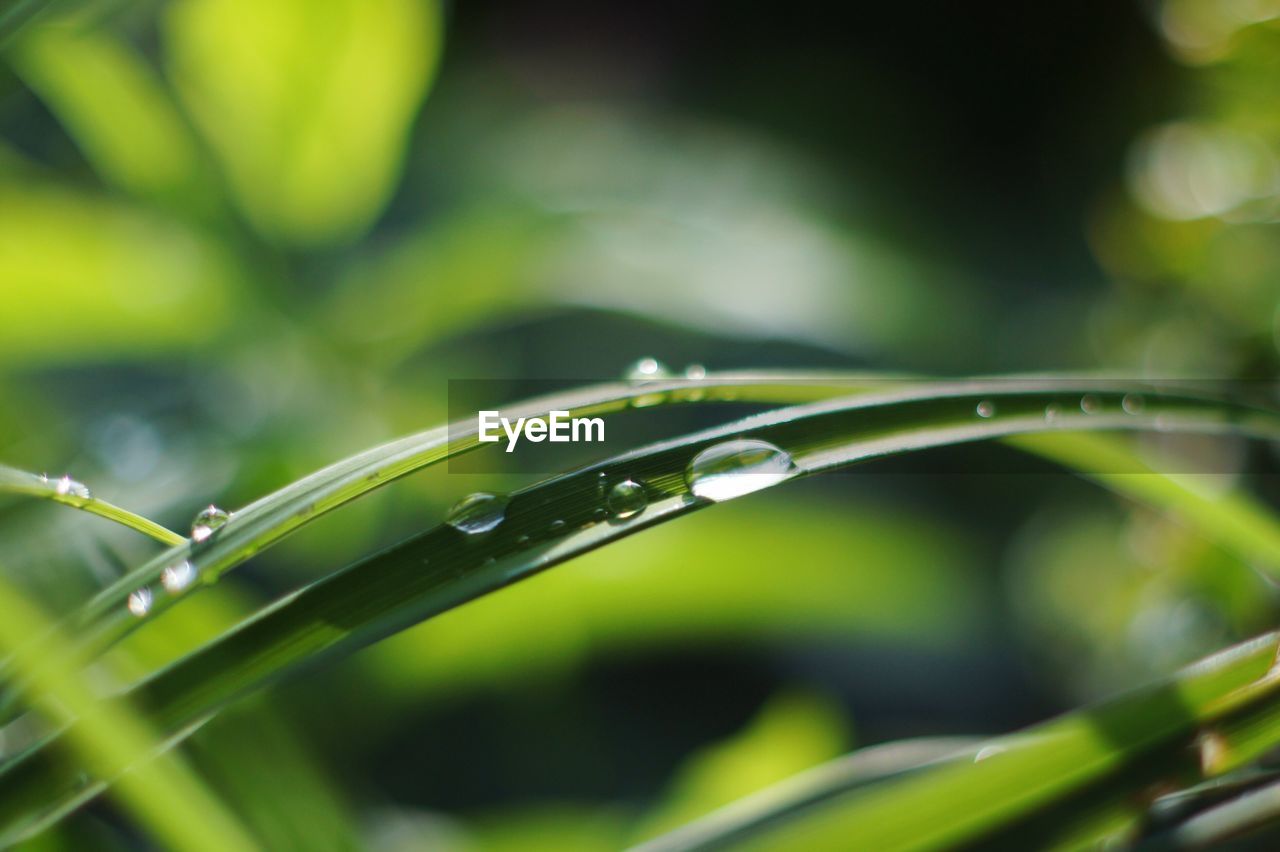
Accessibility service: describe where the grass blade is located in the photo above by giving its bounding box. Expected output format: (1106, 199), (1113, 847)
(0, 463), (185, 546)
(63, 376), (1280, 663)
(1007, 432), (1280, 570)
(637, 634), (1280, 851)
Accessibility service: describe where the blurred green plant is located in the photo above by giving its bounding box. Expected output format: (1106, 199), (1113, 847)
(0, 374), (1277, 849)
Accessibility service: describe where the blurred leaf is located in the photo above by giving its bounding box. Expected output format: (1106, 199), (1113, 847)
(365, 498), (979, 700)
(190, 703), (357, 852)
(0, 567), (255, 850)
(162, 0), (442, 244)
(634, 691), (848, 842)
(0, 179), (238, 364)
(0, 0), (52, 45)
(11, 22), (216, 211)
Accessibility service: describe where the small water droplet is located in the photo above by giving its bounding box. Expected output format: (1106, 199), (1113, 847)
(54, 476), (91, 500)
(1045, 402), (1062, 421)
(515, 534), (532, 548)
(684, 363), (707, 380)
(161, 560), (198, 593)
(606, 479), (648, 519)
(975, 400), (996, 419)
(625, 357), (671, 382)
(548, 519), (566, 533)
(686, 439), (797, 503)
(1122, 393), (1145, 415)
(191, 505), (230, 543)
(127, 587), (153, 617)
(1080, 394), (1102, 414)
(445, 492), (508, 535)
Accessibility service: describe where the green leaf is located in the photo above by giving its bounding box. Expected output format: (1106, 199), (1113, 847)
(162, 0), (443, 244)
(0, 179), (238, 365)
(11, 22), (216, 211)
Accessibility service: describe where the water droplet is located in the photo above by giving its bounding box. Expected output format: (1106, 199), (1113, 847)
(1080, 394), (1102, 414)
(625, 357), (671, 382)
(515, 534), (532, 548)
(684, 363), (707, 380)
(191, 505), (230, 543)
(1122, 393), (1145, 415)
(605, 479), (648, 519)
(685, 439), (797, 503)
(1044, 402), (1062, 421)
(975, 400), (996, 419)
(54, 476), (91, 500)
(548, 519), (566, 533)
(161, 560), (198, 593)
(127, 587), (153, 617)
(445, 492), (508, 535)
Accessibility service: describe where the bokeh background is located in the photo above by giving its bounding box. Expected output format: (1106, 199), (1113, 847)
(2, 0), (1280, 848)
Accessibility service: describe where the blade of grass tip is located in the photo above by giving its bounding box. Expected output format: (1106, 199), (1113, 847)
(63, 376), (1278, 665)
(0, 565), (255, 851)
(638, 634), (1280, 852)
(1006, 432), (1280, 576)
(0, 464), (186, 546)
(0, 381), (1276, 835)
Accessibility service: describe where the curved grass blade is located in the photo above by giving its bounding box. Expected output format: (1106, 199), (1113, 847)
(68, 374), (854, 643)
(0, 567), (254, 851)
(0, 464), (185, 546)
(630, 738), (983, 851)
(62, 377), (1280, 664)
(635, 633), (1280, 851)
(1007, 432), (1280, 570)
(0, 381), (1275, 840)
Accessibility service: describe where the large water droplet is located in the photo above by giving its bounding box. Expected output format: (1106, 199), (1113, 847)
(445, 492), (508, 535)
(975, 400), (996, 419)
(625, 357), (671, 382)
(685, 439), (796, 503)
(606, 479), (648, 519)
(161, 560), (198, 593)
(54, 476), (91, 500)
(191, 505), (230, 543)
(1122, 393), (1145, 415)
(1080, 394), (1102, 414)
(684, 363), (707, 380)
(127, 587), (153, 617)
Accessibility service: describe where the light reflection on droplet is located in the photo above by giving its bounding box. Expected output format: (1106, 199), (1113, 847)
(127, 588), (153, 617)
(686, 439), (797, 503)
